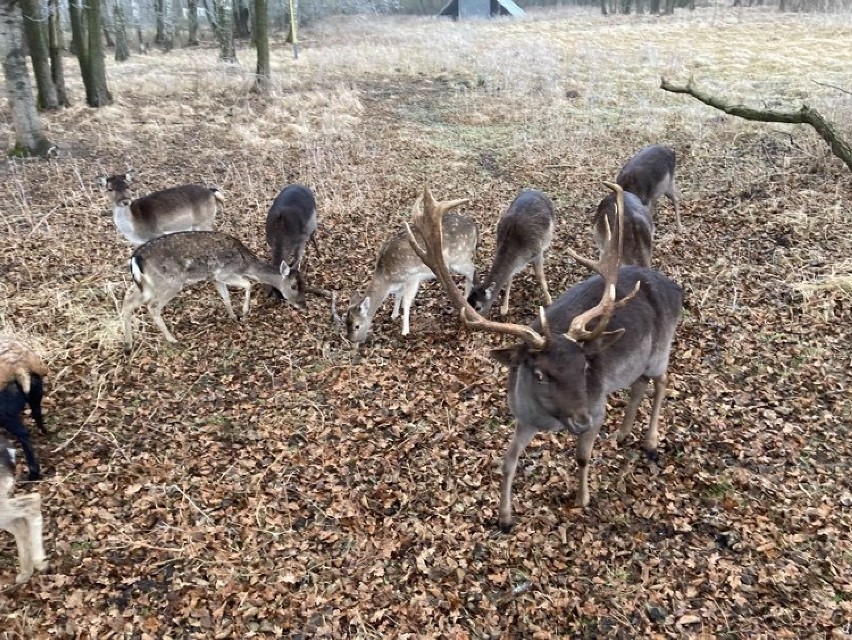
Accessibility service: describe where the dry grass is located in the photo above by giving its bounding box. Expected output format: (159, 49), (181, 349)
(1, 5), (852, 638)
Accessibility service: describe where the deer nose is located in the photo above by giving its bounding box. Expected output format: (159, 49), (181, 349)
(118, 198), (132, 206)
(567, 413), (593, 435)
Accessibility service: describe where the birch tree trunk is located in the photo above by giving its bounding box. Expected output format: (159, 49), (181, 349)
(163, 0), (175, 50)
(215, 0), (236, 62)
(47, 0), (68, 104)
(0, 0), (54, 156)
(20, 0), (59, 109)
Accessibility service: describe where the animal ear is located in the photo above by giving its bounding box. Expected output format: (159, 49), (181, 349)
(489, 345), (521, 366)
(582, 328), (625, 356)
(124, 171), (134, 182)
(279, 261), (291, 277)
(359, 296), (371, 315)
(96, 175), (107, 188)
(485, 282), (497, 299)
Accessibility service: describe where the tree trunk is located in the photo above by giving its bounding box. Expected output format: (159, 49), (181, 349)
(187, 0), (199, 45)
(649, 0), (659, 12)
(600, 0), (608, 13)
(162, 0), (174, 50)
(214, 0), (236, 62)
(101, 0), (115, 46)
(20, 0), (59, 109)
(114, 0), (130, 60)
(253, 0), (269, 93)
(68, 0), (88, 81)
(233, 0), (249, 37)
(86, 0), (113, 105)
(155, 0), (165, 43)
(0, 0), (54, 157)
(47, 0), (68, 105)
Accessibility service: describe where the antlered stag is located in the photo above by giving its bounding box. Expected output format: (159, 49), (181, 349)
(406, 184), (683, 532)
(616, 144), (682, 233)
(98, 172), (223, 247)
(467, 189), (555, 316)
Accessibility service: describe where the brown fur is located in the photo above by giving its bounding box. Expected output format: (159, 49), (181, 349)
(0, 338), (48, 393)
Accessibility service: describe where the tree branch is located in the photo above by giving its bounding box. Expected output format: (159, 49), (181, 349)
(660, 77), (852, 172)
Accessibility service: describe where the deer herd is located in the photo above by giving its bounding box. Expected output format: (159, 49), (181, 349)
(1, 144), (684, 582)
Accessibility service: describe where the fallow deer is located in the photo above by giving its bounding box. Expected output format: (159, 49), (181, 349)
(97, 172), (224, 247)
(1, 434), (47, 584)
(345, 213), (478, 343)
(406, 184), (683, 532)
(467, 190), (554, 316)
(593, 184), (654, 267)
(616, 144), (682, 233)
(121, 231), (304, 351)
(266, 184), (319, 296)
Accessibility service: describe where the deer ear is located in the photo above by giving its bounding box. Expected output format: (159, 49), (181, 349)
(485, 282), (496, 299)
(359, 296), (371, 315)
(582, 328), (625, 356)
(279, 261), (291, 277)
(124, 171), (134, 182)
(489, 345), (521, 366)
(96, 175), (107, 188)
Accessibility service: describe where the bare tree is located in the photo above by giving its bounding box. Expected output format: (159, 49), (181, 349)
(253, 0), (270, 92)
(214, 0), (237, 62)
(47, 0), (68, 104)
(114, 0), (130, 60)
(0, 0), (54, 156)
(69, 0), (112, 106)
(187, 0), (199, 44)
(20, 0), (59, 109)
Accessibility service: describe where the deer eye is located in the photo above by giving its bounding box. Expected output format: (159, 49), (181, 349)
(533, 368), (547, 383)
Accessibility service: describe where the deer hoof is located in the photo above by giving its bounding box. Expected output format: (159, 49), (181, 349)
(34, 558), (48, 572)
(15, 571), (33, 584)
(498, 519), (514, 534)
(644, 448), (659, 463)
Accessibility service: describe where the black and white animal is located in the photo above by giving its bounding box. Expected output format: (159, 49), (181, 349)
(615, 145), (682, 233)
(97, 171), (224, 247)
(0, 337), (49, 482)
(467, 190), (555, 316)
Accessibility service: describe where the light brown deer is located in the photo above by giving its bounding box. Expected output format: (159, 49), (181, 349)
(121, 231), (304, 351)
(467, 190), (554, 316)
(345, 213), (477, 343)
(97, 172), (223, 247)
(593, 184), (654, 267)
(406, 184), (683, 532)
(616, 145), (682, 233)
(1, 434), (47, 583)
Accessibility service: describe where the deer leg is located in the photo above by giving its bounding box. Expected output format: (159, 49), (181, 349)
(147, 302), (178, 344)
(399, 281), (420, 336)
(575, 426), (601, 507)
(391, 294), (402, 319)
(6, 517), (34, 583)
(498, 423), (537, 533)
(27, 375), (47, 435)
(533, 255), (552, 306)
(214, 282), (239, 322)
(499, 277), (513, 316)
(310, 231), (320, 257)
(617, 377), (650, 445)
(644, 373), (669, 456)
(11, 494), (47, 572)
(2, 414), (40, 481)
(668, 183), (682, 234)
(217, 275), (253, 318)
(121, 285), (145, 352)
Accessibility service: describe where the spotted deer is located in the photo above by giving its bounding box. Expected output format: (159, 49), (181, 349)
(345, 213), (478, 343)
(406, 184), (683, 532)
(1, 434), (47, 584)
(121, 231), (304, 351)
(467, 190), (554, 316)
(97, 172), (223, 247)
(593, 184), (654, 267)
(616, 145), (682, 233)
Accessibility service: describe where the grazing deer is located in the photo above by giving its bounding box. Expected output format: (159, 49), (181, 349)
(406, 183), (683, 532)
(346, 213), (478, 343)
(121, 231), (304, 351)
(97, 172), (224, 247)
(0, 337), (49, 482)
(616, 145), (682, 233)
(593, 185), (654, 268)
(467, 190), (555, 316)
(1, 434), (48, 584)
(266, 184), (318, 294)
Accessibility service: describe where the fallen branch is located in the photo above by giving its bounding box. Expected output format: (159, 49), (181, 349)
(660, 77), (852, 171)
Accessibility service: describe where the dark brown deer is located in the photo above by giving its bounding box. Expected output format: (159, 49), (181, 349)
(97, 172), (223, 247)
(593, 184), (654, 267)
(406, 184), (683, 532)
(266, 184), (318, 290)
(467, 190), (554, 316)
(616, 145), (682, 233)
(121, 231), (304, 351)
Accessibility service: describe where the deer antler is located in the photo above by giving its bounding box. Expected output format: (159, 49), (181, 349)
(565, 181), (640, 343)
(405, 186), (548, 351)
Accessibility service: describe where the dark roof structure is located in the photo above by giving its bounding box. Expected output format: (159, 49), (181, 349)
(438, 0), (525, 19)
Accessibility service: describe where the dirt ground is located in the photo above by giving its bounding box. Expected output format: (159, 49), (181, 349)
(1, 5), (851, 638)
